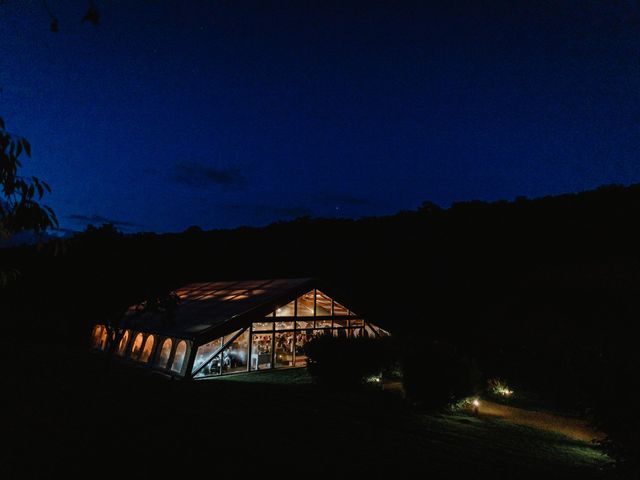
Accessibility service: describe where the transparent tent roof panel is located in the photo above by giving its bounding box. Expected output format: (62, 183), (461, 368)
(127, 278), (316, 337)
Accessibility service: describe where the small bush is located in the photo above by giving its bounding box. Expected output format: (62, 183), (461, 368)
(486, 377), (514, 402)
(589, 354), (640, 477)
(304, 334), (391, 387)
(401, 338), (481, 411)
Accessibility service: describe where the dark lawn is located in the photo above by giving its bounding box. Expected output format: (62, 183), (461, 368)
(3, 342), (611, 478)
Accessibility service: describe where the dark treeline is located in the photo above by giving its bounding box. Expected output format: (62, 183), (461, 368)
(2, 183), (640, 453)
(3, 185), (640, 332)
(3, 183), (640, 364)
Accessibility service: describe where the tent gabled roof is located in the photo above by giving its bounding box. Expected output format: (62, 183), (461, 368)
(124, 278), (315, 342)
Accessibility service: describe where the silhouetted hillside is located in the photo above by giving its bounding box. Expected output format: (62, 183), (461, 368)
(1, 184), (639, 416)
(3, 183), (640, 342)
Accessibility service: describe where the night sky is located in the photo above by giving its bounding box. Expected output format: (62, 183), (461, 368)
(2, 1), (639, 233)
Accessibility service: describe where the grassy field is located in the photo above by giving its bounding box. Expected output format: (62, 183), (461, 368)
(3, 342), (611, 478)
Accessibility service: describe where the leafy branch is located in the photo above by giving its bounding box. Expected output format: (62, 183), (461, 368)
(0, 116), (58, 240)
(41, 0), (101, 32)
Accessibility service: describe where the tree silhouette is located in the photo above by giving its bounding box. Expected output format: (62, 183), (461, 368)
(1, 116), (58, 283)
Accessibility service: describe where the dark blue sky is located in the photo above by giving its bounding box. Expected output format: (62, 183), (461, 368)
(2, 1), (639, 233)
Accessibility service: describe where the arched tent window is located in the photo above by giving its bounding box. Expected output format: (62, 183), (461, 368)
(130, 333), (144, 360)
(170, 340), (187, 373)
(117, 330), (130, 356)
(140, 335), (155, 363)
(156, 338), (172, 369)
(91, 325), (102, 348)
(102, 329), (109, 350)
(92, 325), (108, 350)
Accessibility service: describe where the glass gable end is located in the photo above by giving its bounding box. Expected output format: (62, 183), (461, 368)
(296, 291), (315, 316)
(192, 288), (389, 379)
(275, 300), (295, 317)
(315, 290), (332, 316)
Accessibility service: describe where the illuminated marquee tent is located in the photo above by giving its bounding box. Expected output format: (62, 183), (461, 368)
(90, 278), (388, 379)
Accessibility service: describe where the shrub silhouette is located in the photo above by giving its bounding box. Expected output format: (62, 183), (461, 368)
(401, 339), (481, 411)
(304, 334), (389, 387)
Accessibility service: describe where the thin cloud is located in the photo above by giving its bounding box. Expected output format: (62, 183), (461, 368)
(173, 162), (247, 189)
(225, 203), (313, 220)
(67, 214), (140, 229)
(314, 193), (372, 207)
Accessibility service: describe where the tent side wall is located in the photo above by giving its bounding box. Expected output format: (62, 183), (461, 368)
(90, 325), (194, 378)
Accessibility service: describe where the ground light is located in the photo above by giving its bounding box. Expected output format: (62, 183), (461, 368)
(472, 397), (480, 416)
(365, 374), (382, 384)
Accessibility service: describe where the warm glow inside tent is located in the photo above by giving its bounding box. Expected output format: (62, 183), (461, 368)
(90, 278), (388, 379)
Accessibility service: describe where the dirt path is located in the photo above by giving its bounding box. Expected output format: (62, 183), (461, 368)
(474, 399), (604, 442)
